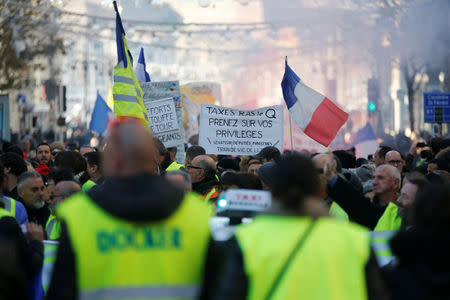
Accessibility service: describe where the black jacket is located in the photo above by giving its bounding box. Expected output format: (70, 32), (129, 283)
(193, 177), (219, 202)
(46, 173), (214, 300)
(21, 202), (51, 229)
(383, 230), (450, 300)
(0, 216), (43, 299)
(327, 175), (388, 230)
(200, 225), (390, 300)
(4, 186), (19, 202)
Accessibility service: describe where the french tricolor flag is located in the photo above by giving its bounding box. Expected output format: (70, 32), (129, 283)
(281, 59), (348, 147)
(134, 48), (151, 83)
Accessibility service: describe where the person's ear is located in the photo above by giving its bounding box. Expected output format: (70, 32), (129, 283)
(18, 185), (25, 198)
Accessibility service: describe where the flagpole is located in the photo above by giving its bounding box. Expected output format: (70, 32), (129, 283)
(289, 114), (294, 151)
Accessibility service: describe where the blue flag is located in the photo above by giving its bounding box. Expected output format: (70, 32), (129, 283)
(135, 48), (151, 83)
(354, 123), (379, 159)
(90, 93), (112, 135)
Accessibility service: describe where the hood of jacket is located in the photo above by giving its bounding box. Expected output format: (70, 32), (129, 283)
(87, 173), (184, 222)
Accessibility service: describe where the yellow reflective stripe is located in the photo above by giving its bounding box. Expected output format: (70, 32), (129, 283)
(113, 94), (139, 103)
(3, 197), (11, 212)
(371, 230), (396, 239)
(80, 285), (200, 300)
(136, 87), (142, 98)
(46, 218), (56, 238)
(374, 250), (392, 257)
(44, 256), (56, 263)
(114, 76), (134, 85)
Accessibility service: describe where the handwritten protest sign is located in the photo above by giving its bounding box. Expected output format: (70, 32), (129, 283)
(144, 98), (182, 148)
(199, 104), (283, 155)
(142, 81), (185, 163)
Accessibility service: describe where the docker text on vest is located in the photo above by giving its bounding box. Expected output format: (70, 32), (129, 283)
(96, 227), (181, 253)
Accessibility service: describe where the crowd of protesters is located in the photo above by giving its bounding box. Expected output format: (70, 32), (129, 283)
(0, 120), (449, 299)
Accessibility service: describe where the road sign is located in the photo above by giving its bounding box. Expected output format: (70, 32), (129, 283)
(424, 92), (450, 123)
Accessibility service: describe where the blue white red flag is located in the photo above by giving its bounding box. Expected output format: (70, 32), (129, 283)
(281, 58), (348, 146)
(135, 48), (151, 83)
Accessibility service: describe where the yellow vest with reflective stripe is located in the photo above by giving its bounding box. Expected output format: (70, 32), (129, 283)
(374, 202), (402, 231)
(45, 214), (61, 240)
(1, 195), (16, 218)
(165, 161), (185, 171)
(42, 241), (59, 291)
(113, 35), (149, 127)
(372, 202), (402, 265)
(236, 216), (370, 300)
(0, 207), (12, 219)
(57, 192), (211, 300)
(329, 201), (349, 221)
(82, 180), (97, 192)
(371, 230), (396, 266)
(204, 187), (218, 202)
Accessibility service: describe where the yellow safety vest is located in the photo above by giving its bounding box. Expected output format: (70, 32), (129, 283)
(236, 216), (370, 300)
(329, 201), (349, 221)
(165, 161), (185, 171)
(82, 180), (97, 192)
(57, 192), (211, 300)
(45, 214), (61, 240)
(43, 241), (59, 291)
(1, 195), (16, 218)
(204, 187), (218, 202)
(371, 202), (402, 265)
(374, 202), (402, 231)
(113, 34), (149, 127)
(0, 207), (12, 219)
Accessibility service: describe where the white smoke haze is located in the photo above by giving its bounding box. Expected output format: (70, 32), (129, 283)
(56, 0), (448, 144)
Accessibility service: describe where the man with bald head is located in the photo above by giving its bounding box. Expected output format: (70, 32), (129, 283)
(312, 154), (348, 220)
(47, 120), (212, 299)
(187, 155), (219, 202)
(46, 181), (81, 240)
(385, 150), (405, 174)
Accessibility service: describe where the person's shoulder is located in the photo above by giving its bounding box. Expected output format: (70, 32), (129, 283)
(56, 192), (87, 216)
(4, 196), (26, 211)
(319, 217), (369, 236)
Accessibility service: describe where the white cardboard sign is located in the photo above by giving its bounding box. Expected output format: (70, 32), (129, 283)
(145, 98), (182, 148)
(199, 103), (283, 155)
(142, 81), (185, 163)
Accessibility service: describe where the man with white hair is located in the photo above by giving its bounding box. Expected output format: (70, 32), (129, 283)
(372, 165), (401, 206)
(326, 153), (402, 230)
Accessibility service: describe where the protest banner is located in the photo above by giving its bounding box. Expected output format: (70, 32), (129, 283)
(144, 98), (182, 148)
(142, 81), (185, 164)
(199, 103), (283, 155)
